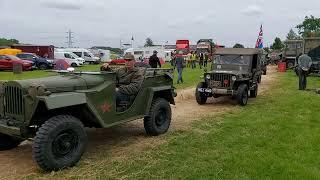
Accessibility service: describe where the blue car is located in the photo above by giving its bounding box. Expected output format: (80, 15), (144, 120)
(16, 53), (54, 70)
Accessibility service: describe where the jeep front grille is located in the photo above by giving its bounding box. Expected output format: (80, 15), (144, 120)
(210, 73), (232, 88)
(4, 86), (24, 115)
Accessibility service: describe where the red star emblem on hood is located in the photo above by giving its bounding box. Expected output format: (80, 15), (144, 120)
(101, 102), (112, 113)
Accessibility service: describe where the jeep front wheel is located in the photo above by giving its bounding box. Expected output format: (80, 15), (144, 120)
(144, 98), (171, 136)
(195, 82), (208, 105)
(0, 133), (23, 151)
(237, 84), (248, 106)
(33, 115), (88, 171)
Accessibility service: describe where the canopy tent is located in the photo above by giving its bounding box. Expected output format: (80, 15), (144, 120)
(0, 48), (22, 55)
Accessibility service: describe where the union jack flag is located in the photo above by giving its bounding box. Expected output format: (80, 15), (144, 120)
(255, 25), (263, 48)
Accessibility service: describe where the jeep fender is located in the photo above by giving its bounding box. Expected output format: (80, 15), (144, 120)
(38, 92), (86, 110)
(145, 86), (175, 114)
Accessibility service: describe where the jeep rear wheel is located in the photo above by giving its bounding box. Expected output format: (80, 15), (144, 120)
(250, 83), (258, 98)
(237, 84), (248, 106)
(0, 133), (23, 151)
(71, 63), (77, 67)
(195, 82), (208, 105)
(144, 98), (171, 136)
(33, 115), (87, 171)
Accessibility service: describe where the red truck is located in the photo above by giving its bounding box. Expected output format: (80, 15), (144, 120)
(11, 45), (54, 59)
(176, 40), (190, 56)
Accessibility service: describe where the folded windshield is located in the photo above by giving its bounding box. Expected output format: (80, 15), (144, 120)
(213, 55), (250, 65)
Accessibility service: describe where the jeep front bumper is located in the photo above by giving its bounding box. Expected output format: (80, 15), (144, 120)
(0, 117), (21, 136)
(198, 88), (237, 96)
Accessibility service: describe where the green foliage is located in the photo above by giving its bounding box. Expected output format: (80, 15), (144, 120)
(0, 38), (19, 46)
(263, 47), (270, 53)
(144, 38), (154, 47)
(271, 37), (284, 50)
(296, 15), (320, 37)
(233, 43), (245, 48)
(286, 29), (300, 40)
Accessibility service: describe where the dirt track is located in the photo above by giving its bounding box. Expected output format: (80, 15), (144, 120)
(0, 66), (278, 179)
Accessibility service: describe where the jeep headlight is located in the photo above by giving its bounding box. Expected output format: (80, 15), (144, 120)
(232, 76), (237, 81)
(28, 84), (50, 97)
(206, 74), (211, 80)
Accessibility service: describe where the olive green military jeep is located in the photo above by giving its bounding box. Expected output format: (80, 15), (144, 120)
(196, 48), (263, 106)
(0, 68), (175, 171)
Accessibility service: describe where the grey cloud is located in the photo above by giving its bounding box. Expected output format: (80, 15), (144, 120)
(242, 5), (263, 16)
(40, 0), (82, 10)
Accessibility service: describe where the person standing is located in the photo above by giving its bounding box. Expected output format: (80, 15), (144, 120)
(149, 50), (161, 68)
(175, 51), (185, 84)
(204, 52), (209, 67)
(199, 52), (204, 69)
(190, 51), (197, 69)
(297, 54), (312, 90)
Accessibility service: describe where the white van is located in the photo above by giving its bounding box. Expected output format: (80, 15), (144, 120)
(54, 52), (85, 67)
(64, 48), (100, 64)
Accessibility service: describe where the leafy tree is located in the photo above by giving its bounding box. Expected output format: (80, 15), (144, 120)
(286, 29), (300, 40)
(296, 15), (320, 37)
(233, 43), (244, 48)
(0, 38), (19, 46)
(263, 47), (270, 54)
(270, 37), (284, 50)
(144, 38), (154, 47)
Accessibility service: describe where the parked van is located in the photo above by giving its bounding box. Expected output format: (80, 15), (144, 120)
(64, 48), (100, 64)
(54, 52), (84, 67)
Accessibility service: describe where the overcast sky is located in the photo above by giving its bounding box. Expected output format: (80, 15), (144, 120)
(1, 0), (319, 48)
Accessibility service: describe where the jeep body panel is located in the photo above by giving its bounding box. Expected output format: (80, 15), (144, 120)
(0, 68), (175, 138)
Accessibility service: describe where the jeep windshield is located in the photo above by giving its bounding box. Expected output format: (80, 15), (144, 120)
(213, 55), (250, 65)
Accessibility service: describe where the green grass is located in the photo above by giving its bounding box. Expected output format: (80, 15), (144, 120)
(27, 70), (320, 179)
(0, 63), (205, 89)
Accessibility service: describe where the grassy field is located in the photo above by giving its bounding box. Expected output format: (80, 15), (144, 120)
(0, 63), (206, 89)
(27, 70), (320, 179)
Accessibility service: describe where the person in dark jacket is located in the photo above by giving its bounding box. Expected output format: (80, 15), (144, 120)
(100, 54), (144, 106)
(175, 51), (185, 84)
(149, 50), (161, 68)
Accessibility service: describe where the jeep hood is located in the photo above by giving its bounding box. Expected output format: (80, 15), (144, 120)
(211, 64), (249, 75)
(9, 73), (107, 93)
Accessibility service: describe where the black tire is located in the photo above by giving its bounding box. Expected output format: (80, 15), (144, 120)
(144, 98), (171, 136)
(257, 75), (262, 84)
(195, 82), (208, 105)
(33, 115), (87, 171)
(71, 63), (77, 67)
(237, 84), (248, 106)
(287, 62), (294, 69)
(249, 83), (258, 98)
(39, 63), (48, 70)
(0, 133), (23, 151)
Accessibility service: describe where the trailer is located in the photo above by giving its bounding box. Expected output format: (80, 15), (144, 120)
(11, 44), (54, 59)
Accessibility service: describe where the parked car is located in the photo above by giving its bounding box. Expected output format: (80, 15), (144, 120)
(109, 58), (126, 65)
(0, 55), (34, 71)
(16, 53), (54, 70)
(54, 52), (84, 67)
(64, 48), (100, 64)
